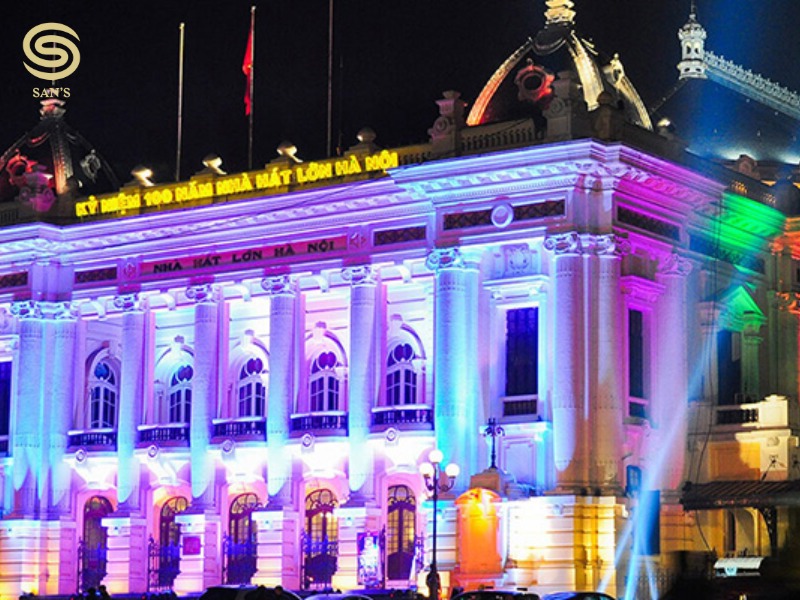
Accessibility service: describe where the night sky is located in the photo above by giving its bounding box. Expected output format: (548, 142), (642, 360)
(1, 1), (798, 183)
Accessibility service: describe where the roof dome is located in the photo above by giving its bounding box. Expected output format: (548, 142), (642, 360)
(0, 95), (118, 215)
(466, 1), (652, 131)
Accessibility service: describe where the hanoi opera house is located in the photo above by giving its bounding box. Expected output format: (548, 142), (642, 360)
(1, 5), (800, 599)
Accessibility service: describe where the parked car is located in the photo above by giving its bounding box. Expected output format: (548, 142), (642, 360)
(200, 585), (303, 600)
(452, 590), (541, 600)
(542, 593), (615, 600)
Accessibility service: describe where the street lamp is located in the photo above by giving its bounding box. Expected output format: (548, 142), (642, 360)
(420, 448), (460, 600)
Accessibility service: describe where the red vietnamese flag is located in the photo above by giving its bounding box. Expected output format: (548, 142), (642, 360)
(242, 27), (253, 115)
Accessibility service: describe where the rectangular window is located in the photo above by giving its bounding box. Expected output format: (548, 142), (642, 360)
(717, 330), (742, 406)
(629, 309), (645, 398)
(0, 362), (11, 446)
(505, 307), (539, 397)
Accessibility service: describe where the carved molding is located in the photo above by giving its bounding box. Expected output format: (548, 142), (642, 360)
(113, 293), (142, 312)
(10, 300), (78, 320)
(543, 232), (630, 257)
(657, 253), (693, 277)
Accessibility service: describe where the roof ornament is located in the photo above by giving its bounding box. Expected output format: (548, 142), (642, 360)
(544, 0), (576, 25)
(678, 1), (707, 80)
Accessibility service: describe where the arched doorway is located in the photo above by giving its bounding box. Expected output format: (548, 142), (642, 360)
(303, 488), (339, 589)
(150, 496), (188, 590)
(387, 484), (417, 581)
(224, 493), (260, 584)
(79, 496), (113, 591)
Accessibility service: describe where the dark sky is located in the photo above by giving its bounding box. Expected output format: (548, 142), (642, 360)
(1, 1), (798, 182)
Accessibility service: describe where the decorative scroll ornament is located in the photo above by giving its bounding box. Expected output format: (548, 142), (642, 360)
(185, 283), (220, 303)
(113, 293), (140, 312)
(657, 253), (693, 277)
(772, 292), (800, 314)
(543, 232), (581, 255)
(12, 300), (77, 320)
(341, 265), (377, 286)
(260, 274), (295, 296)
(425, 247), (465, 271)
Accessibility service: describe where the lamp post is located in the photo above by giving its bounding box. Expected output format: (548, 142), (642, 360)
(420, 448), (459, 600)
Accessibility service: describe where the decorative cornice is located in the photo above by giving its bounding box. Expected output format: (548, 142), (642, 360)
(341, 265), (377, 286)
(260, 275), (296, 296)
(543, 232), (581, 255)
(11, 300), (77, 320)
(425, 247), (465, 271)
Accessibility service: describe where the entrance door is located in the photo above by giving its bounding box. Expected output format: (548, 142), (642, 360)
(387, 485), (416, 581)
(80, 496), (113, 591)
(225, 493), (260, 584)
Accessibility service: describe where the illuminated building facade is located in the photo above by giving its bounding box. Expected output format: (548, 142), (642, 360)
(0, 4), (799, 600)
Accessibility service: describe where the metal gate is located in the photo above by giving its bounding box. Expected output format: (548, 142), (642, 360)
(147, 536), (181, 591)
(301, 530), (339, 590)
(222, 533), (258, 585)
(77, 538), (107, 592)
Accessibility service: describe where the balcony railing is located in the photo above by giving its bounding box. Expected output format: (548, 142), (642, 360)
(0, 435), (9, 456)
(68, 429), (117, 449)
(137, 424), (190, 446)
(717, 407), (760, 425)
(371, 405), (433, 429)
(502, 395), (538, 417)
(290, 411), (348, 437)
(212, 417), (267, 441)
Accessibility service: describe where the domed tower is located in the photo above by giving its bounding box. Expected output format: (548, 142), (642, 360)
(677, 2), (707, 80)
(0, 93), (118, 217)
(467, 0), (652, 131)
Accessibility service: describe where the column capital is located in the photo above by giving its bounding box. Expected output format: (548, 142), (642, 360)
(772, 291), (800, 314)
(581, 233), (630, 257)
(543, 232), (581, 255)
(657, 253), (693, 277)
(113, 293), (144, 312)
(426, 247), (465, 271)
(186, 283), (221, 304)
(261, 274), (296, 296)
(10, 300), (41, 319)
(341, 265), (378, 286)
(11, 300), (78, 320)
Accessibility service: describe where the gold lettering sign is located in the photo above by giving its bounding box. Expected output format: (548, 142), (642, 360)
(140, 235), (348, 277)
(75, 150), (400, 217)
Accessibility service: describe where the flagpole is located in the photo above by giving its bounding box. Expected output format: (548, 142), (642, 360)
(176, 22), (185, 182)
(326, 0), (334, 157)
(248, 5), (256, 170)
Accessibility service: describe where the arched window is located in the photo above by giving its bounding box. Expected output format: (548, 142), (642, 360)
(304, 489), (338, 587)
(168, 364), (193, 423)
(238, 356), (267, 417)
(160, 496), (188, 548)
(309, 351), (342, 412)
(89, 361), (118, 428)
(386, 485), (416, 580)
(386, 343), (417, 406)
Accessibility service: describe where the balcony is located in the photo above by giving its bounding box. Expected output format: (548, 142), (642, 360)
(714, 394), (800, 429)
(137, 424), (190, 447)
(371, 405), (433, 431)
(212, 417), (267, 442)
(68, 428), (117, 450)
(0, 435), (8, 456)
(290, 411), (348, 437)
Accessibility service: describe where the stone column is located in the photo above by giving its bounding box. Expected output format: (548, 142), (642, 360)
(187, 283), (221, 506)
(342, 265), (378, 502)
(251, 508), (301, 588)
(543, 233), (586, 492)
(46, 304), (78, 516)
(427, 248), (475, 487)
(173, 512), (221, 594)
(771, 293), (800, 399)
(262, 275), (297, 507)
(9, 301), (44, 515)
(114, 294), (146, 510)
(587, 234), (628, 493)
(653, 254), (692, 491)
